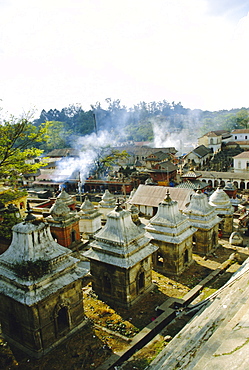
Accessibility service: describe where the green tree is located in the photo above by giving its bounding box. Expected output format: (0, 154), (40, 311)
(235, 109), (249, 129)
(41, 121), (72, 151)
(0, 116), (48, 180)
(94, 149), (130, 176)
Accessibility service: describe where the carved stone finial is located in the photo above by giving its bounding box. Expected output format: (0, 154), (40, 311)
(165, 189), (171, 202)
(115, 198), (123, 212)
(25, 202), (36, 222)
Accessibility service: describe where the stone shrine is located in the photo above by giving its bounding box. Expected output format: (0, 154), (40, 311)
(209, 186), (234, 236)
(47, 197), (82, 250)
(78, 196), (102, 238)
(223, 181), (240, 210)
(183, 188), (221, 255)
(0, 211), (87, 358)
(145, 191), (197, 275)
(84, 201), (158, 308)
(98, 189), (116, 222)
(57, 189), (76, 211)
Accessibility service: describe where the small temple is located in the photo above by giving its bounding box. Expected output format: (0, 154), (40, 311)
(209, 186), (234, 237)
(84, 200), (158, 308)
(145, 190), (197, 275)
(78, 196), (102, 238)
(0, 207), (87, 358)
(47, 197), (82, 250)
(98, 189), (116, 222)
(183, 188), (221, 255)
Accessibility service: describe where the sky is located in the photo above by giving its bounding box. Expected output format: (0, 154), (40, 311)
(1, 0), (249, 118)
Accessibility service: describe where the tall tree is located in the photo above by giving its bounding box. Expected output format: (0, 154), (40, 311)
(0, 116), (47, 180)
(41, 121), (72, 151)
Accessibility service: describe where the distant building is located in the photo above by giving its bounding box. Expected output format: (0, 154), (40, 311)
(113, 145), (177, 167)
(146, 161), (178, 186)
(233, 151), (249, 172)
(231, 129), (249, 142)
(225, 129), (249, 151)
(144, 151), (174, 169)
(183, 145), (213, 169)
(198, 130), (231, 153)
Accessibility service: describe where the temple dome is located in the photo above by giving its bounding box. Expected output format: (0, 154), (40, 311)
(57, 189), (74, 206)
(49, 198), (70, 220)
(184, 188), (215, 215)
(95, 201), (143, 246)
(99, 189), (115, 205)
(80, 196), (95, 213)
(209, 186), (234, 214)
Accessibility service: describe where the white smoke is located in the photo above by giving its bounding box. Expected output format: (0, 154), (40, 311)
(152, 118), (197, 156)
(54, 130), (114, 184)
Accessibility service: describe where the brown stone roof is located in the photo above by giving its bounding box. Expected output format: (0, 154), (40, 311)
(233, 151), (249, 158)
(199, 130), (231, 139)
(232, 129), (249, 134)
(185, 145), (212, 159)
(226, 141), (249, 145)
(145, 151), (171, 162)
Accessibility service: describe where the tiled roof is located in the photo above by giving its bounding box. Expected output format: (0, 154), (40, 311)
(181, 170), (201, 179)
(233, 151), (249, 158)
(47, 148), (79, 157)
(193, 145), (212, 158)
(232, 129), (249, 134)
(175, 180), (207, 190)
(145, 151), (171, 161)
(129, 185), (193, 210)
(199, 130), (230, 138)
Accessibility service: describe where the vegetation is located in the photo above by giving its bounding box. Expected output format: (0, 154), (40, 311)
(0, 189), (27, 204)
(0, 211), (21, 240)
(0, 115), (48, 181)
(93, 148), (130, 177)
(33, 100), (249, 146)
(12, 259), (51, 280)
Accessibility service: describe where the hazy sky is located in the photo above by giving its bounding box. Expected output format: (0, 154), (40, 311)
(1, 0), (249, 118)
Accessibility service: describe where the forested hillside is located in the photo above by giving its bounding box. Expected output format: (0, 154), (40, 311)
(33, 99), (249, 152)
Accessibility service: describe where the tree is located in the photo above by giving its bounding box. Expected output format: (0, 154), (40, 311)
(93, 148), (130, 177)
(0, 116), (47, 180)
(41, 121), (72, 151)
(235, 109), (249, 129)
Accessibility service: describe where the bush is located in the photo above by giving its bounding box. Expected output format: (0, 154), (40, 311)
(12, 259), (50, 280)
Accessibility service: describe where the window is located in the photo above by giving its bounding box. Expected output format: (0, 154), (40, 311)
(157, 253), (164, 267)
(238, 161), (241, 169)
(137, 271), (145, 291)
(71, 230), (76, 243)
(184, 249), (189, 263)
(246, 136), (248, 139)
(57, 306), (69, 333)
(103, 274), (112, 293)
(235, 136), (237, 140)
